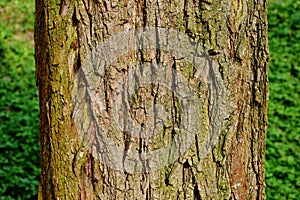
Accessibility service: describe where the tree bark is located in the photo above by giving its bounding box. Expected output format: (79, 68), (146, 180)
(35, 0), (269, 199)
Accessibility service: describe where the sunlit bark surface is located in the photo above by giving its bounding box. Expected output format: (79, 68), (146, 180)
(35, 0), (269, 199)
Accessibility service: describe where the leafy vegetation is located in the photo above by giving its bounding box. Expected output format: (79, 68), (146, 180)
(0, 0), (299, 199)
(266, 0), (300, 199)
(0, 1), (40, 199)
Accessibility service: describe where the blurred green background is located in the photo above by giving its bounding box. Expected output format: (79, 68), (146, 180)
(0, 0), (299, 199)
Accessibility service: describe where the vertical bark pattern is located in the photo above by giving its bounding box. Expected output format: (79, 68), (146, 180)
(35, 0), (269, 199)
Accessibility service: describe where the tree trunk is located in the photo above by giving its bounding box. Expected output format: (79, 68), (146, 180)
(35, 0), (269, 199)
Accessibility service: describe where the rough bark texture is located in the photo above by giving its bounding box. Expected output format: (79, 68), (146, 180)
(35, 0), (269, 199)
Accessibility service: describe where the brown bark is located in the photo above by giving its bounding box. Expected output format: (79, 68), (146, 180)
(35, 0), (269, 199)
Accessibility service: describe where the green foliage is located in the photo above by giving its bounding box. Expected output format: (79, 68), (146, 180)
(267, 0), (300, 199)
(0, 0), (40, 199)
